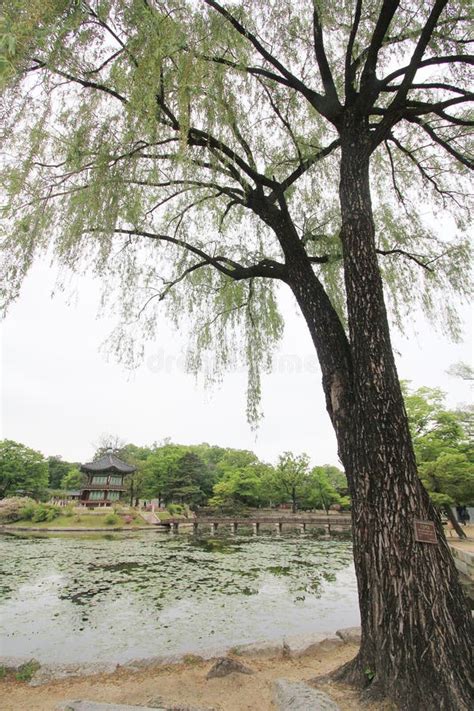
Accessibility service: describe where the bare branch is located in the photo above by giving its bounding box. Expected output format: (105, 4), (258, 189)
(202, 0), (331, 118)
(312, 6), (340, 106)
(405, 116), (474, 170)
(269, 139), (341, 201)
(199, 53), (296, 90)
(31, 59), (128, 104)
(387, 133), (468, 208)
(344, 0), (363, 100)
(97, 228), (287, 281)
(372, 0), (451, 144)
(84, 48), (124, 76)
(376, 248), (435, 272)
(381, 82), (472, 97)
(309, 248), (439, 272)
(83, 2), (138, 67)
(380, 55), (474, 89)
(257, 78), (303, 161)
(384, 141), (407, 207)
(359, 0), (401, 95)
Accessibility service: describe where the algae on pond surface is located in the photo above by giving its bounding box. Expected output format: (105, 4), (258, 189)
(0, 532), (359, 664)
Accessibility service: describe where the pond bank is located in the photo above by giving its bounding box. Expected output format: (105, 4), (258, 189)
(0, 630), (396, 711)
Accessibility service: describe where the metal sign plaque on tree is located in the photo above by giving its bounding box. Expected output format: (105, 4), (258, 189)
(414, 520), (438, 545)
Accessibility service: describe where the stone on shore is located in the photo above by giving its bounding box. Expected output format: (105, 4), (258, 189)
(230, 640), (284, 658)
(284, 632), (343, 657)
(206, 657), (254, 679)
(57, 701), (215, 711)
(273, 679), (341, 711)
(335, 626), (362, 644)
(57, 702), (165, 711)
(30, 662), (117, 686)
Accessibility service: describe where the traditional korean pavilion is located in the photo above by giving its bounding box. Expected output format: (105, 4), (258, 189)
(79, 450), (135, 507)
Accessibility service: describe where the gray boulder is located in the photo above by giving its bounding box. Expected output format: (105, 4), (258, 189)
(56, 703), (164, 711)
(273, 679), (341, 711)
(206, 657), (254, 679)
(335, 626), (362, 644)
(57, 702), (215, 711)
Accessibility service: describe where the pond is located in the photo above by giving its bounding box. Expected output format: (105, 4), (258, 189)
(0, 531), (359, 664)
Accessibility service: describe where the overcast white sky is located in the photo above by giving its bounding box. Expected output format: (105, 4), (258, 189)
(1, 260), (472, 466)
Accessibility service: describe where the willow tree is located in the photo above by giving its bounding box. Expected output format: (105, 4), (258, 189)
(1, 1), (473, 708)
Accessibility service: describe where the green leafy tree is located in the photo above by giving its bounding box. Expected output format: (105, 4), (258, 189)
(210, 460), (273, 509)
(0, 440), (49, 499)
(271, 452), (310, 513)
(47, 455), (75, 489)
(166, 451), (208, 505)
(304, 466), (344, 513)
(1, 2), (473, 705)
(313, 464), (348, 494)
(141, 443), (188, 505)
(404, 384), (474, 537)
(60, 466), (84, 490)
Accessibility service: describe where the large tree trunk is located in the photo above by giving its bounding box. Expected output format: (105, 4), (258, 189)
(335, 128), (473, 710)
(277, 122), (473, 709)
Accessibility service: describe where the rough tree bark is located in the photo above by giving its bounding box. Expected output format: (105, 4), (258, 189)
(282, 119), (473, 711)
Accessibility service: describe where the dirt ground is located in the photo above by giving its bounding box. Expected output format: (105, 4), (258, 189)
(0, 644), (398, 711)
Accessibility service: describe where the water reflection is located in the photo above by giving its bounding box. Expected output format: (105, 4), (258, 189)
(0, 532), (359, 663)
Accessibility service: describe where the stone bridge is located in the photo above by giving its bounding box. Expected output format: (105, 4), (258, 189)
(157, 515), (352, 535)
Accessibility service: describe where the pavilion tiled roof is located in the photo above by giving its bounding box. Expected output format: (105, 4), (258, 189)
(81, 452), (136, 473)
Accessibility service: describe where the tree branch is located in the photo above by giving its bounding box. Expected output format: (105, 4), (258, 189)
(312, 6), (340, 106)
(344, 0), (363, 100)
(202, 0), (331, 118)
(384, 141), (407, 206)
(308, 248), (438, 272)
(31, 59), (128, 104)
(100, 228), (287, 281)
(372, 0), (451, 144)
(380, 55), (474, 89)
(404, 116), (474, 170)
(268, 139), (341, 202)
(359, 0), (401, 95)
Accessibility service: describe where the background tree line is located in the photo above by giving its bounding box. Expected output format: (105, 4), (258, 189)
(1, 383), (472, 514)
(0, 436), (349, 512)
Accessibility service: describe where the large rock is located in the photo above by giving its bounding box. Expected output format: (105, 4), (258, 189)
(30, 662), (117, 686)
(57, 703), (165, 711)
(335, 626), (361, 644)
(57, 702), (215, 711)
(284, 633), (343, 657)
(206, 657), (254, 679)
(273, 679), (341, 711)
(230, 640), (283, 658)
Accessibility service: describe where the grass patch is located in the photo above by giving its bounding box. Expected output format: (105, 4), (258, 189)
(15, 660), (40, 682)
(182, 654), (203, 666)
(156, 511), (171, 521)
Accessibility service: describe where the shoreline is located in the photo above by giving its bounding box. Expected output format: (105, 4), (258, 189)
(0, 629), (372, 711)
(0, 627), (362, 685)
(0, 525), (160, 532)
(0, 628), (398, 711)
